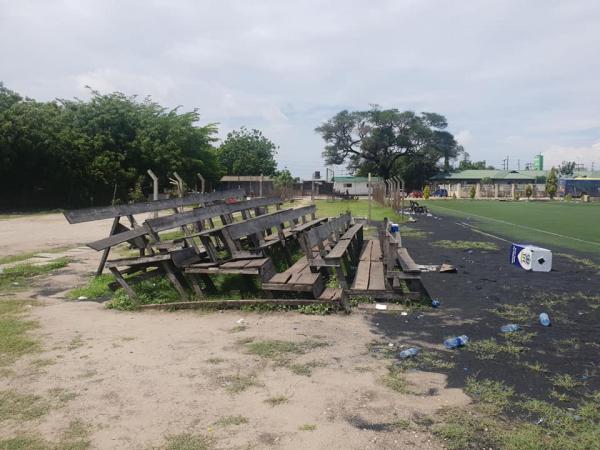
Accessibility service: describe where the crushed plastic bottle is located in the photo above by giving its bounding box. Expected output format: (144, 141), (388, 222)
(444, 335), (469, 349)
(500, 324), (521, 333)
(539, 312), (551, 327)
(431, 299), (441, 308)
(399, 347), (419, 359)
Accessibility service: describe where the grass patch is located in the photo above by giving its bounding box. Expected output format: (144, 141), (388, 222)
(67, 274), (113, 300)
(229, 325), (247, 333)
(165, 433), (212, 450)
(245, 339), (328, 361)
(382, 366), (410, 393)
(313, 199), (406, 223)
(206, 357), (225, 365)
(220, 374), (259, 394)
(298, 424), (317, 431)
(214, 415), (248, 427)
(556, 253), (600, 274)
(287, 360), (325, 376)
(297, 303), (335, 315)
(431, 240), (499, 251)
(467, 338), (526, 360)
(265, 395), (288, 407)
(0, 258), (69, 291)
(0, 390), (50, 422)
(0, 300), (40, 366)
(399, 226), (432, 239)
(551, 373), (581, 390)
(107, 277), (181, 311)
(493, 303), (534, 322)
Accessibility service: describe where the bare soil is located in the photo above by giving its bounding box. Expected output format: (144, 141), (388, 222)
(0, 214), (469, 449)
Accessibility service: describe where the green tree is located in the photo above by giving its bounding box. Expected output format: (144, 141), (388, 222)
(469, 185), (476, 199)
(559, 161), (576, 176)
(273, 168), (298, 200)
(0, 84), (221, 208)
(316, 106), (454, 179)
(217, 127), (278, 176)
(546, 167), (558, 199)
(525, 184), (533, 199)
(423, 185), (431, 199)
(457, 153), (495, 170)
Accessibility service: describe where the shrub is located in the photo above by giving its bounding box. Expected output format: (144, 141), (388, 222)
(423, 185), (431, 200)
(469, 185), (476, 199)
(525, 184), (533, 199)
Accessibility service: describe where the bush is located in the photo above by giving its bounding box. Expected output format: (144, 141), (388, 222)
(423, 185), (431, 200)
(565, 194), (573, 202)
(525, 184), (533, 199)
(469, 185), (476, 199)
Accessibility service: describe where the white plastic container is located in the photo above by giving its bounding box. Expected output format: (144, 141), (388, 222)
(509, 244), (552, 272)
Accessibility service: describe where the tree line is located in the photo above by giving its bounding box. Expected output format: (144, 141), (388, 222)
(315, 106), (480, 189)
(0, 83), (279, 209)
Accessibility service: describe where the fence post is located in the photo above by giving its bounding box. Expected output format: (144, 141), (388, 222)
(147, 169), (159, 218)
(368, 173), (372, 224)
(259, 173), (263, 197)
(196, 173), (205, 193)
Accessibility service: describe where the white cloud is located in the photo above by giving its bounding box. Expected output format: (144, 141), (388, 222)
(542, 142), (600, 169)
(2, 0), (600, 177)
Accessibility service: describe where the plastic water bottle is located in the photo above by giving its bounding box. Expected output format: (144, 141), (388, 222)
(444, 335), (469, 349)
(399, 347), (419, 359)
(431, 299), (441, 308)
(539, 313), (551, 327)
(500, 324), (521, 333)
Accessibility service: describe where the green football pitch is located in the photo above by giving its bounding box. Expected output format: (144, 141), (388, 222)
(421, 200), (600, 254)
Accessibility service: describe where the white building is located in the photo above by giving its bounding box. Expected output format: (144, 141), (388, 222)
(332, 176), (381, 196)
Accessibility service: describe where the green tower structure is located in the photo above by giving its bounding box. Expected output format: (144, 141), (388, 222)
(533, 154), (544, 171)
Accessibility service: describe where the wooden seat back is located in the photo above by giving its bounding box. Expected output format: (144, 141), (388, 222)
(64, 188), (245, 224)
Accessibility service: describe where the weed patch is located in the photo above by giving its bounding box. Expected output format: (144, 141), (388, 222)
(0, 300), (40, 366)
(67, 274), (113, 300)
(492, 303), (534, 322)
(220, 374), (259, 394)
(0, 258), (69, 291)
(245, 339), (327, 361)
(298, 424), (316, 431)
(265, 395), (288, 407)
(431, 240), (499, 251)
(165, 433), (212, 450)
(214, 415), (248, 427)
(382, 366), (410, 393)
(287, 360), (325, 376)
(0, 390), (50, 422)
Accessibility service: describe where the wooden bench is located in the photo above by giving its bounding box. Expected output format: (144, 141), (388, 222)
(64, 188), (245, 274)
(297, 214), (363, 289)
(184, 205), (319, 297)
(100, 197), (282, 302)
(348, 240), (388, 295)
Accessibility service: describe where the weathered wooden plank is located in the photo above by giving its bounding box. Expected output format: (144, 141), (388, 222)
(368, 261), (385, 290)
(352, 260), (371, 290)
(291, 217), (328, 233)
(146, 197), (282, 233)
(139, 298), (339, 310)
(224, 205), (316, 240)
(87, 227), (147, 251)
(341, 223), (363, 240)
(397, 247), (420, 273)
(105, 253), (172, 268)
(64, 189), (245, 224)
(325, 239), (352, 260)
(370, 240), (383, 261)
(359, 241), (373, 262)
(267, 273), (292, 283)
(244, 258), (270, 268)
(220, 259), (252, 269)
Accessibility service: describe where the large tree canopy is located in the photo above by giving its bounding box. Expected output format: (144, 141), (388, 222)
(315, 106), (461, 180)
(0, 83), (221, 208)
(217, 127), (278, 176)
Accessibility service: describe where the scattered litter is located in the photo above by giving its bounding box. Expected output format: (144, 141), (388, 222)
(12, 282), (19, 286)
(77, 296), (88, 301)
(399, 347), (419, 359)
(236, 318), (245, 324)
(388, 343), (394, 347)
(500, 324), (521, 333)
(426, 213), (433, 217)
(431, 299), (441, 308)
(439, 263), (457, 273)
(444, 335), (469, 349)
(539, 312), (551, 327)
(408, 217), (417, 223)
(510, 243), (553, 272)
(375, 303), (388, 310)
(389, 223), (399, 233)
(400, 311), (408, 316)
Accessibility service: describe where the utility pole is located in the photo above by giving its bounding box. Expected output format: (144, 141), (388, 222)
(259, 173), (263, 197)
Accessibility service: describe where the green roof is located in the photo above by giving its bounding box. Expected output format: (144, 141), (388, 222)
(431, 170), (544, 181)
(333, 176), (382, 182)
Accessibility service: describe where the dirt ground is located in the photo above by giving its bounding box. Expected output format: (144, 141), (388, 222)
(0, 214), (469, 449)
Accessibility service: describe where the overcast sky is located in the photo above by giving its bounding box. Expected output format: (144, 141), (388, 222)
(2, 0), (600, 177)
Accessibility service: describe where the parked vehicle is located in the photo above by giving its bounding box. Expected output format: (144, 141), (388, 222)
(432, 188), (448, 197)
(409, 190), (423, 198)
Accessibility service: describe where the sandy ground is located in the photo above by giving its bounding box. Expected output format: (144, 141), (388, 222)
(0, 213), (114, 256)
(1, 213), (470, 449)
